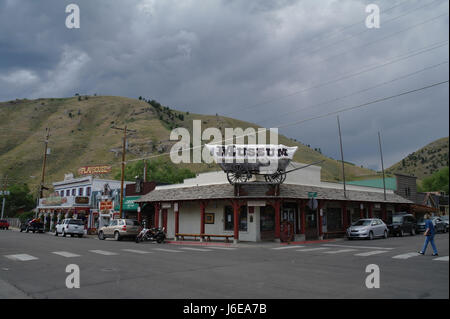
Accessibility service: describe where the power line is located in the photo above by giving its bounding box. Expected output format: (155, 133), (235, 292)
(259, 60), (449, 126)
(118, 79), (448, 166)
(223, 40), (448, 117)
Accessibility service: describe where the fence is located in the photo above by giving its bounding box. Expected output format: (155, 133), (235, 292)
(5, 218), (20, 228)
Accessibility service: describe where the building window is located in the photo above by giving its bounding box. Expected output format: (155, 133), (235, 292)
(71, 189), (76, 196)
(60, 190), (64, 197)
(78, 188), (83, 196)
(86, 187), (91, 196)
(66, 189), (70, 196)
(224, 206), (233, 231)
(405, 187), (411, 197)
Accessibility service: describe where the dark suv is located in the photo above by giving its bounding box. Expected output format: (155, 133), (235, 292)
(387, 214), (417, 237)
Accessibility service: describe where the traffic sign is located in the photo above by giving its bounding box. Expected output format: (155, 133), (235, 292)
(308, 192), (317, 198)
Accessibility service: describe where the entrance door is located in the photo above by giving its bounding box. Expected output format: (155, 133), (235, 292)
(260, 206), (275, 240)
(305, 207), (319, 240)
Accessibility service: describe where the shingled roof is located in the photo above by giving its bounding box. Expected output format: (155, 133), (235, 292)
(135, 183), (412, 204)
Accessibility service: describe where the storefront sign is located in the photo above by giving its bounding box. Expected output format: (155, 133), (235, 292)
(41, 196), (68, 206)
(114, 196), (140, 211)
(75, 196), (89, 204)
(247, 200), (266, 207)
(308, 192), (318, 198)
(100, 201), (113, 210)
(78, 165), (112, 176)
(161, 203), (172, 209)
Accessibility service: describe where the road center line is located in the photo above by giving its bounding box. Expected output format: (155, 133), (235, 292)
(272, 245), (305, 250)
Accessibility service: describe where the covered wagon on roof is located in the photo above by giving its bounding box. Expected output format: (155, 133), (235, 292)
(205, 144), (298, 184)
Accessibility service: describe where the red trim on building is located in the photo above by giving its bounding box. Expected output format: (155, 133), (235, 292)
(368, 203), (373, 218)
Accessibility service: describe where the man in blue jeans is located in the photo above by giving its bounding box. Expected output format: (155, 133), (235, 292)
(419, 214), (438, 256)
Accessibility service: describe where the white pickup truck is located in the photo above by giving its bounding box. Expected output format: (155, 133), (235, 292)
(55, 218), (85, 238)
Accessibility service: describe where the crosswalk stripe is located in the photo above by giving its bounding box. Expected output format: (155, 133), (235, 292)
(52, 251), (80, 258)
(89, 250), (118, 256)
(323, 249), (357, 254)
(392, 252), (420, 259)
(354, 250), (388, 257)
(322, 244), (394, 250)
(296, 248), (329, 252)
(433, 256), (449, 261)
(121, 249), (152, 254)
(4, 254), (38, 261)
(272, 245), (305, 250)
(180, 247), (212, 252)
(206, 246), (236, 250)
(153, 248), (183, 253)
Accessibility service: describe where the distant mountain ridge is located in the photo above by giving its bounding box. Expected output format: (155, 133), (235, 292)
(0, 95), (380, 193)
(386, 137), (449, 180)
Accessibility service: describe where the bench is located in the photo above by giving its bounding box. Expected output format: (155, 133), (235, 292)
(323, 231), (346, 239)
(175, 233), (234, 243)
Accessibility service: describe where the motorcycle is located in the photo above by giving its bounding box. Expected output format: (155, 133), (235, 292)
(135, 226), (166, 243)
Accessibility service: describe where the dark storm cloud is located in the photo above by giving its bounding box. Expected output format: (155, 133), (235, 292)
(0, 0), (448, 169)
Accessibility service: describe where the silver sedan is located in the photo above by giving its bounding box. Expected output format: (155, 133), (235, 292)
(346, 218), (388, 240)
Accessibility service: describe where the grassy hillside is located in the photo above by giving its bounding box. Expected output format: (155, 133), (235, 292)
(386, 137), (449, 180)
(0, 95), (379, 195)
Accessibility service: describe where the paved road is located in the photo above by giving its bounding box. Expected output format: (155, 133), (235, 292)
(0, 229), (448, 299)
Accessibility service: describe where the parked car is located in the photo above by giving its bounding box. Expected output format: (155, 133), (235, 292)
(98, 219), (141, 241)
(417, 216), (447, 233)
(387, 214), (417, 237)
(431, 216), (447, 233)
(346, 218), (388, 240)
(0, 219), (9, 230)
(441, 215), (449, 232)
(55, 218), (85, 237)
(19, 219), (44, 233)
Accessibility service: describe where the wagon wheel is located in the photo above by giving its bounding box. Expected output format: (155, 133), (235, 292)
(264, 171), (286, 184)
(227, 171), (249, 184)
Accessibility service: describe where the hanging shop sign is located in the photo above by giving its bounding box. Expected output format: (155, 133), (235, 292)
(78, 165), (112, 176)
(100, 201), (113, 210)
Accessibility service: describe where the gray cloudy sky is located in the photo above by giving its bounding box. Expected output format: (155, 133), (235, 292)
(0, 0), (448, 170)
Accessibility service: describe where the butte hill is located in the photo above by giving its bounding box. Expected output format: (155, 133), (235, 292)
(0, 95), (381, 191)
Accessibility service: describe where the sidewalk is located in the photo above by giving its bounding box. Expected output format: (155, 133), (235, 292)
(8, 227), (343, 247)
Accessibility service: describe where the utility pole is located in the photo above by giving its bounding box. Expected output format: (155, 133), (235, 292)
(1, 175), (8, 219)
(337, 116), (347, 198)
(39, 128), (50, 199)
(378, 131), (387, 201)
(143, 160), (147, 182)
(112, 125), (137, 218)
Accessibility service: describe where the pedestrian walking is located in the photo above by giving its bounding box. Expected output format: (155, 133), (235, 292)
(419, 213), (438, 256)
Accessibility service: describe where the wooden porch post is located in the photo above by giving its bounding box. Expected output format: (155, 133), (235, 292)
(368, 203), (373, 218)
(318, 200), (325, 237)
(154, 203), (160, 228)
(382, 204), (387, 222)
(233, 201), (239, 243)
(360, 203), (364, 219)
(299, 200), (306, 234)
(274, 200), (281, 240)
(137, 204), (142, 223)
(342, 202), (348, 229)
(200, 201), (206, 236)
(175, 204), (179, 237)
